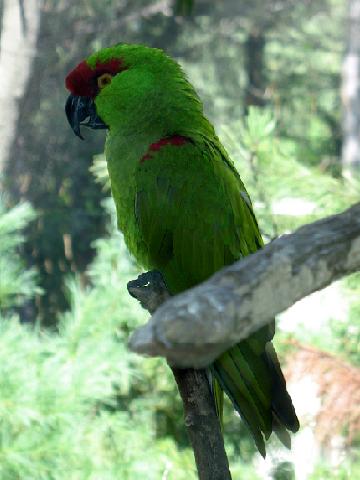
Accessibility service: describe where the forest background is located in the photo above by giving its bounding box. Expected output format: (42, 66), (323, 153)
(0, 0), (359, 478)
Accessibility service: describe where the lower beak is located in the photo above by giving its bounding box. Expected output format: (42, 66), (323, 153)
(65, 94), (108, 140)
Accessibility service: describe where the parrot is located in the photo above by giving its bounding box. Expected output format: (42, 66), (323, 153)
(65, 43), (299, 456)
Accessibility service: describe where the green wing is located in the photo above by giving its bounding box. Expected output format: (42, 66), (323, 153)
(133, 137), (299, 455)
(133, 137), (261, 291)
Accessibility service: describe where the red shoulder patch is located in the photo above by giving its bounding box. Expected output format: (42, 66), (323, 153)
(140, 135), (190, 163)
(65, 59), (126, 97)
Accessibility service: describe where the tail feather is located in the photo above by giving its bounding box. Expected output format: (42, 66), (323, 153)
(208, 372), (224, 428)
(264, 343), (300, 433)
(216, 351), (272, 435)
(272, 413), (292, 449)
(228, 348), (272, 436)
(236, 342), (272, 407)
(212, 360), (267, 457)
(211, 328), (299, 456)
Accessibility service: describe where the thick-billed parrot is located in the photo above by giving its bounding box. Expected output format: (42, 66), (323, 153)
(65, 44), (299, 456)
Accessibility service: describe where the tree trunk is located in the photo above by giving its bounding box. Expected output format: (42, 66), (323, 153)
(244, 29), (266, 108)
(0, 0), (41, 177)
(341, 0), (360, 180)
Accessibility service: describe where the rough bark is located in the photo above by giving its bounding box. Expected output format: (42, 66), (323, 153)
(127, 272), (232, 480)
(0, 0), (41, 176)
(172, 368), (232, 480)
(129, 202), (360, 367)
(342, 0), (360, 180)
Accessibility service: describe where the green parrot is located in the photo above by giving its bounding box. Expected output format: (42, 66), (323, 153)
(65, 43), (299, 456)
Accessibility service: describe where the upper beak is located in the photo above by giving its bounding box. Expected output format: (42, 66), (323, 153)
(65, 94), (108, 140)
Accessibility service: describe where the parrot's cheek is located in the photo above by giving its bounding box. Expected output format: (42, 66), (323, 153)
(65, 94), (108, 140)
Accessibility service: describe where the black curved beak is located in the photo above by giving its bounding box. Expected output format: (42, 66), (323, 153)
(65, 94), (108, 140)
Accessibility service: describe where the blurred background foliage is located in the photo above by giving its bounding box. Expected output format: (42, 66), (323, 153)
(0, 0), (359, 478)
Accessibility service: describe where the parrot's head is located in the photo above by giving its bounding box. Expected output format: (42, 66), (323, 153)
(65, 43), (201, 140)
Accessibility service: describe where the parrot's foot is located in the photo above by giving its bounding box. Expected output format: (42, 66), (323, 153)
(127, 270), (170, 314)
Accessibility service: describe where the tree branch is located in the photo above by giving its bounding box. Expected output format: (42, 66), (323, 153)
(171, 367), (232, 480)
(127, 271), (232, 480)
(129, 202), (360, 367)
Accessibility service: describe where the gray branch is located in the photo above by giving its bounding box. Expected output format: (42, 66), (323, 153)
(129, 202), (360, 368)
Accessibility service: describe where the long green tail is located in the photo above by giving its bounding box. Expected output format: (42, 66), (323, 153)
(211, 324), (299, 457)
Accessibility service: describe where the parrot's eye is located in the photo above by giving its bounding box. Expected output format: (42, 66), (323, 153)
(97, 73), (112, 90)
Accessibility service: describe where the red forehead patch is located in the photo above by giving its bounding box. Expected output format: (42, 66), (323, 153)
(65, 58), (125, 97)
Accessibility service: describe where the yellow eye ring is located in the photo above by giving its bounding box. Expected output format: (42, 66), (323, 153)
(97, 73), (112, 90)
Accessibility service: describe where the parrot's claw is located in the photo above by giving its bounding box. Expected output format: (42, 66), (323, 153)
(127, 270), (170, 314)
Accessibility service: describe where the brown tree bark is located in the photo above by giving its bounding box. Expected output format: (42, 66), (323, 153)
(172, 367), (232, 480)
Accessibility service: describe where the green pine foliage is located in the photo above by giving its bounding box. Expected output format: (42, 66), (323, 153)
(0, 312), (196, 479)
(0, 200), (196, 479)
(0, 201), (40, 310)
